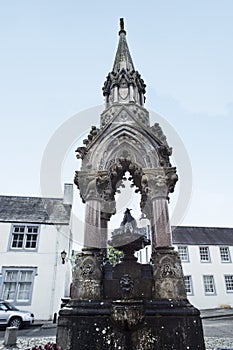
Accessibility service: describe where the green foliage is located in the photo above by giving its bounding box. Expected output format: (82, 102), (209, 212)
(108, 246), (123, 265)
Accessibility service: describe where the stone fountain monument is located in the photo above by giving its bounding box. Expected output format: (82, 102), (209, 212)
(56, 19), (206, 350)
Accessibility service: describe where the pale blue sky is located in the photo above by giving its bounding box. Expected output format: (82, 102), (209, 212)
(0, 1), (233, 228)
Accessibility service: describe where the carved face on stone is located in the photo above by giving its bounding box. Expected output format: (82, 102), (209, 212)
(120, 274), (134, 293)
(81, 262), (94, 276)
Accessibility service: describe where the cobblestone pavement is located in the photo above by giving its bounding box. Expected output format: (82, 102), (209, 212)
(1, 336), (233, 349)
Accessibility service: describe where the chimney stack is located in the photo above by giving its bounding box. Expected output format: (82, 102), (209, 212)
(63, 183), (73, 206)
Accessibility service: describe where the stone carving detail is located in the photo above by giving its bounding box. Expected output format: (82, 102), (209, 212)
(74, 171), (113, 203)
(150, 122), (168, 145)
(141, 167), (178, 201)
(152, 248), (186, 300)
(71, 250), (103, 300)
(132, 106), (149, 126)
(120, 274), (134, 294)
(81, 262), (94, 276)
(165, 168), (178, 194)
(141, 171), (168, 200)
(160, 262), (176, 278)
(101, 200), (116, 221)
(74, 172), (98, 202)
(108, 158), (143, 196)
(111, 301), (145, 331)
(139, 167), (178, 218)
(75, 126), (100, 159)
(155, 255), (183, 280)
(103, 69), (146, 103)
(158, 145), (172, 167)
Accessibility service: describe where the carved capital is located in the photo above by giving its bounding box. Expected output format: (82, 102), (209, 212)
(74, 171), (113, 203)
(141, 167), (178, 202)
(74, 171), (99, 202)
(141, 169), (168, 200)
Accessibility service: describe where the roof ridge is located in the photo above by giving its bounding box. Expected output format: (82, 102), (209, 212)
(0, 195), (63, 201)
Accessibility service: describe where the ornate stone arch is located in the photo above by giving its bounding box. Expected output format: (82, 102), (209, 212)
(81, 124), (161, 172)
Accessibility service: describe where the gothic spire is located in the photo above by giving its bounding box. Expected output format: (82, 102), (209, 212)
(102, 19), (146, 108)
(112, 18), (135, 72)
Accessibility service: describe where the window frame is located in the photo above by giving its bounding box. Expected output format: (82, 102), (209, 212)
(1, 267), (37, 306)
(199, 246), (211, 263)
(184, 275), (193, 295)
(219, 246), (231, 263)
(177, 245), (190, 262)
(9, 224), (40, 252)
(224, 275), (233, 293)
(203, 275), (216, 295)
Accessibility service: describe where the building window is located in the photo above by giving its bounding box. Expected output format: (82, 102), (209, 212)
(10, 225), (39, 251)
(1, 268), (36, 305)
(203, 275), (216, 295)
(199, 247), (210, 262)
(184, 275), (193, 295)
(178, 246), (189, 262)
(220, 247), (231, 262)
(225, 275), (233, 292)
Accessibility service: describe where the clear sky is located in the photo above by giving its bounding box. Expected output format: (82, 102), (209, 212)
(0, 0), (233, 229)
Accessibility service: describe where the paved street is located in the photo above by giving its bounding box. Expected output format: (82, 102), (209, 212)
(0, 316), (232, 349)
(0, 325), (56, 339)
(203, 316), (233, 338)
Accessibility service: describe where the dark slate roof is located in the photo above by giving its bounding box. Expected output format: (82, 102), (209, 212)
(0, 196), (72, 225)
(172, 226), (233, 246)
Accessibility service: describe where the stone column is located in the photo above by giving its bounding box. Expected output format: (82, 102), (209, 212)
(113, 85), (118, 103)
(142, 168), (186, 300)
(152, 197), (172, 248)
(84, 200), (102, 249)
(100, 198), (116, 261)
(75, 171), (113, 250)
(129, 84), (134, 102)
(71, 198), (103, 300)
(140, 92), (144, 107)
(73, 171), (104, 300)
(142, 169), (173, 253)
(100, 217), (108, 259)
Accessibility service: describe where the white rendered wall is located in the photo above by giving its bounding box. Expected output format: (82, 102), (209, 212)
(0, 223), (72, 320)
(178, 245), (233, 309)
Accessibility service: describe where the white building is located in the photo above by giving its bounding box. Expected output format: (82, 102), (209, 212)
(136, 226), (233, 310)
(0, 184), (73, 320)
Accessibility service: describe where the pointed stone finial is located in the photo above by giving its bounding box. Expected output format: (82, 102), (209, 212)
(119, 18), (126, 35)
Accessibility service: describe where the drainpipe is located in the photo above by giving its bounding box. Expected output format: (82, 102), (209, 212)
(49, 225), (60, 320)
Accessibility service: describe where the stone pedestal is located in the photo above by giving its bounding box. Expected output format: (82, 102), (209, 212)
(152, 247), (187, 299)
(71, 248), (103, 300)
(57, 299), (205, 350)
(57, 249), (205, 350)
